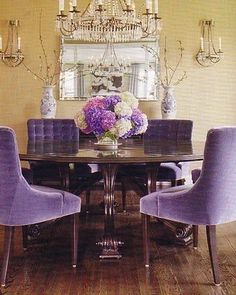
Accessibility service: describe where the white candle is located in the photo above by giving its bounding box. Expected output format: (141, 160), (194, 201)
(59, 0), (64, 13)
(0, 36), (2, 50)
(145, 0), (150, 10)
(72, 0), (77, 6)
(98, 0), (103, 5)
(126, 0), (131, 6)
(154, 0), (158, 14)
(200, 37), (204, 50)
(69, 1), (73, 11)
(219, 37), (222, 50)
(17, 37), (21, 50)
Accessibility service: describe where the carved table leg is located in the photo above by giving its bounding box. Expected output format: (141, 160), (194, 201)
(146, 163), (193, 246)
(96, 163), (123, 259)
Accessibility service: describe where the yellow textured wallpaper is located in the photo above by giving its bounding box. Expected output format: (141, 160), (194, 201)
(0, 0), (236, 148)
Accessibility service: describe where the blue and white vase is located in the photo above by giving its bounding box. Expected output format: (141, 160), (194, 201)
(161, 86), (176, 119)
(40, 85), (56, 118)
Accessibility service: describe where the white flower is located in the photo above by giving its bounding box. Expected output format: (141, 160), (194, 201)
(120, 91), (139, 109)
(111, 118), (132, 137)
(74, 111), (87, 129)
(114, 102), (132, 117)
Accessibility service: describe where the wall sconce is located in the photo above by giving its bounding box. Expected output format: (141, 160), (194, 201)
(196, 20), (223, 67)
(0, 20), (24, 67)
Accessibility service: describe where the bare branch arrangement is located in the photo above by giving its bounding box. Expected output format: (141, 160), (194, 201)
(143, 37), (187, 88)
(22, 10), (61, 86)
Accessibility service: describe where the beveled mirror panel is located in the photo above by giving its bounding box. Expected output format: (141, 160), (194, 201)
(59, 39), (160, 101)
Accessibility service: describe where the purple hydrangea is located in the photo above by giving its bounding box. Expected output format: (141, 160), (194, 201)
(75, 93), (148, 139)
(104, 95), (121, 111)
(123, 109), (146, 138)
(101, 110), (116, 131)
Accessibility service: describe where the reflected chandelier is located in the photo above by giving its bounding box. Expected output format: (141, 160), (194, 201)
(56, 0), (162, 42)
(87, 42), (131, 76)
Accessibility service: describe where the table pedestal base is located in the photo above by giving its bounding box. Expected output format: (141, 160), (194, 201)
(98, 164), (124, 258)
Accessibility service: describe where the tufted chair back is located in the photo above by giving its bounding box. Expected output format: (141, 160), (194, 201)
(144, 119), (193, 141)
(27, 119), (79, 141)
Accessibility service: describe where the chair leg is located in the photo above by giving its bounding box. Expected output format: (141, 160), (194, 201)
(142, 213), (150, 268)
(72, 213), (79, 268)
(1, 226), (14, 287)
(85, 188), (91, 214)
(121, 178), (126, 212)
(206, 225), (221, 285)
(22, 226), (28, 251)
(192, 225), (198, 248)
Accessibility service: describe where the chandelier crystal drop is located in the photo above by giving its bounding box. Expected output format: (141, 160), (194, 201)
(56, 0), (162, 42)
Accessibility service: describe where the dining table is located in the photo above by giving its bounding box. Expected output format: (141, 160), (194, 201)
(19, 137), (204, 258)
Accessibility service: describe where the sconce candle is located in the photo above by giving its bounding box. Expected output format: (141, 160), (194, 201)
(72, 0), (77, 6)
(154, 0), (158, 14)
(17, 37), (21, 50)
(200, 37), (204, 50)
(219, 37), (222, 50)
(0, 36), (2, 50)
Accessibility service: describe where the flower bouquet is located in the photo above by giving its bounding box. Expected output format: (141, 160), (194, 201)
(74, 92), (148, 148)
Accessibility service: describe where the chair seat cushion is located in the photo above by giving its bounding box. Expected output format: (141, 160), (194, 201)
(140, 184), (192, 221)
(6, 184), (81, 226)
(32, 185), (81, 218)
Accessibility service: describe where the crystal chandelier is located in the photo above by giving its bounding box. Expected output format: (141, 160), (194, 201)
(0, 20), (24, 67)
(87, 41), (131, 76)
(196, 20), (223, 67)
(56, 0), (162, 42)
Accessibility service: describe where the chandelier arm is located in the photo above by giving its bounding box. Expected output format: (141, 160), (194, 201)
(60, 19), (78, 36)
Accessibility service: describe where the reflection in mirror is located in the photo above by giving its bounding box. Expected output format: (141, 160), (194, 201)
(60, 39), (160, 101)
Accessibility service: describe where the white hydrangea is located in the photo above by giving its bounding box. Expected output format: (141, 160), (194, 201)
(120, 91), (139, 109)
(74, 111), (87, 129)
(114, 101), (132, 117)
(112, 118), (132, 137)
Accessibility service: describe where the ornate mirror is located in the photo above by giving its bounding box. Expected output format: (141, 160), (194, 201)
(59, 38), (160, 101)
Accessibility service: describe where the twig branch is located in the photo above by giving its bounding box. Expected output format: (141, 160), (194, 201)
(168, 40), (184, 85)
(143, 38), (187, 88)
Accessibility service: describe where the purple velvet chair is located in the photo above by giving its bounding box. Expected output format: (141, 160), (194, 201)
(140, 127), (236, 285)
(27, 119), (91, 189)
(119, 119), (193, 211)
(0, 127), (81, 287)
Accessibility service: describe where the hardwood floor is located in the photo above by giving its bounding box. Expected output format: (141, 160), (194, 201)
(0, 190), (236, 295)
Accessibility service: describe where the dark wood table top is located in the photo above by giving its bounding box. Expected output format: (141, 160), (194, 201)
(19, 138), (204, 164)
